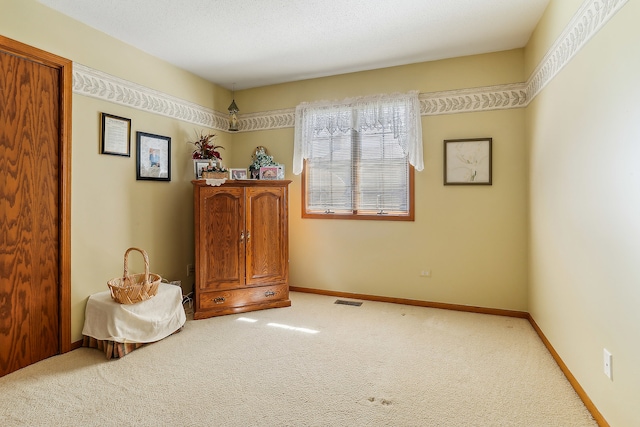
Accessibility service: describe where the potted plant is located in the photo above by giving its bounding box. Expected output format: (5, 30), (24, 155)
(189, 131), (227, 179)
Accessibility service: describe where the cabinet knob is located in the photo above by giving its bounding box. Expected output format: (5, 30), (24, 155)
(265, 290), (276, 297)
(240, 231), (244, 242)
(213, 297), (226, 304)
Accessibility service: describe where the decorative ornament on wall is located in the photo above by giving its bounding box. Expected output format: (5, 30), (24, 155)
(228, 84), (239, 132)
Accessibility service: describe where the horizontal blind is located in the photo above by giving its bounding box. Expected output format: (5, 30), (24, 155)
(306, 129), (409, 215)
(299, 92), (419, 218)
(356, 130), (409, 214)
(306, 131), (353, 213)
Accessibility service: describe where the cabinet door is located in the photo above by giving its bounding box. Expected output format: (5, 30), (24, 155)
(197, 186), (245, 290)
(245, 186), (288, 287)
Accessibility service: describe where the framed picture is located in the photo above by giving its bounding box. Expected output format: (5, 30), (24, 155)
(444, 138), (492, 185)
(136, 131), (171, 181)
(193, 160), (210, 179)
(100, 113), (131, 156)
(229, 168), (248, 180)
(276, 164), (285, 180)
(259, 166), (279, 180)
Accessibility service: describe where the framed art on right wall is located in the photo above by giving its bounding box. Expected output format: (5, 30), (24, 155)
(444, 138), (492, 185)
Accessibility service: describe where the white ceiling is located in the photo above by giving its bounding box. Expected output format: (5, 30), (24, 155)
(38, 0), (550, 90)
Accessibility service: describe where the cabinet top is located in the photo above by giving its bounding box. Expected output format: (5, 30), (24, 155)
(192, 179), (292, 188)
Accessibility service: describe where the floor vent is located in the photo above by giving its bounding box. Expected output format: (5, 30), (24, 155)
(334, 299), (363, 307)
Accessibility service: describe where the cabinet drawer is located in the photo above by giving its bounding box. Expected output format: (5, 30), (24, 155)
(198, 284), (288, 311)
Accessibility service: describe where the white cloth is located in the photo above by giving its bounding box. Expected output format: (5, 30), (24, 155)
(82, 283), (186, 343)
(205, 178), (226, 186)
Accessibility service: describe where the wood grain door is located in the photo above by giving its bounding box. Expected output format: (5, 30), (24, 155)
(196, 186), (245, 291)
(0, 37), (72, 377)
(245, 186), (288, 287)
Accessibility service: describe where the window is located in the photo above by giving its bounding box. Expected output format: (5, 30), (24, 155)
(294, 92), (423, 220)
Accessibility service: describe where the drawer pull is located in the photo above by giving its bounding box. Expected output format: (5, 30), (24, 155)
(265, 290), (276, 297)
(213, 297), (226, 304)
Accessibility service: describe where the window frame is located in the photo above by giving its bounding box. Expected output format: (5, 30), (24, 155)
(301, 160), (415, 221)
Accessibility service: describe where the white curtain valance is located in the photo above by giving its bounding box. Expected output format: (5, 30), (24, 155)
(293, 91), (423, 175)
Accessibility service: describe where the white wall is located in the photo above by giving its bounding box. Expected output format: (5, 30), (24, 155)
(526, 0), (640, 425)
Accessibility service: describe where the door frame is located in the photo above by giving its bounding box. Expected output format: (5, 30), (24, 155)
(0, 35), (72, 353)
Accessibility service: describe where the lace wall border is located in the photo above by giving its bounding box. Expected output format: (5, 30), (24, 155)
(526, 0), (628, 101)
(72, 66), (528, 132)
(237, 84), (528, 131)
(72, 63), (228, 131)
(71, 0), (628, 133)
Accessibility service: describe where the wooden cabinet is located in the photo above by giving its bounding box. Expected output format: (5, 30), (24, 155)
(193, 180), (291, 319)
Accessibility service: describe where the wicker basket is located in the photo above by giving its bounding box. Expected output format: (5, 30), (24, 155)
(107, 247), (161, 304)
(201, 171), (227, 179)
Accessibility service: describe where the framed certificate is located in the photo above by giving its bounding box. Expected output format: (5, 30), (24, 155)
(101, 113), (131, 156)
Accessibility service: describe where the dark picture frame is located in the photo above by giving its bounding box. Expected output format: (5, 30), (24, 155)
(100, 113), (131, 156)
(193, 159), (210, 179)
(136, 131), (171, 181)
(444, 138), (492, 185)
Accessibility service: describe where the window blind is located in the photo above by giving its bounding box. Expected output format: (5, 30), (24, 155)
(297, 91), (420, 217)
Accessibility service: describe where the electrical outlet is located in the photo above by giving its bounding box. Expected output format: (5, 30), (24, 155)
(603, 348), (613, 380)
(420, 269), (431, 277)
(187, 264), (195, 276)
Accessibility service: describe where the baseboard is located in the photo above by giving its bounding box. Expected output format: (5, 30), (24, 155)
(290, 286), (528, 318)
(527, 315), (609, 427)
(290, 286), (607, 425)
(70, 339), (83, 351)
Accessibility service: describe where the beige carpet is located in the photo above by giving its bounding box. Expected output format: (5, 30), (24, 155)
(0, 291), (596, 426)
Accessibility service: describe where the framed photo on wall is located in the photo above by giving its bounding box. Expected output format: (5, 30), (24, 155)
(136, 132), (171, 181)
(444, 138), (492, 185)
(100, 113), (131, 156)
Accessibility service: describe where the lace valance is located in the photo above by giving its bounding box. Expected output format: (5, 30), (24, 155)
(293, 91), (423, 175)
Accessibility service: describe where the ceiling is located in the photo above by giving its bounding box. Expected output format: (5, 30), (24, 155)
(38, 0), (550, 91)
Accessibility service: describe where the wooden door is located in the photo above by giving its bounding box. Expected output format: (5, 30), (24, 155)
(245, 186), (288, 287)
(196, 186), (245, 291)
(0, 37), (72, 377)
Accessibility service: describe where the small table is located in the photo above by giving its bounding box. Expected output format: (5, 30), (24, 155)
(82, 283), (186, 359)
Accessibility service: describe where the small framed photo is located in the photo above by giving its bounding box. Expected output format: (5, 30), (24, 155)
(193, 160), (210, 179)
(229, 168), (248, 180)
(101, 113), (131, 156)
(444, 138), (492, 185)
(276, 164), (285, 180)
(136, 131), (171, 181)
(259, 166), (279, 180)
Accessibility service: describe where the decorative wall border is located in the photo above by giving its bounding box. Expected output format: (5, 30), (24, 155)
(526, 0), (629, 101)
(237, 84), (528, 131)
(71, 0), (628, 133)
(419, 84), (527, 116)
(72, 63), (229, 131)
(72, 64), (528, 133)
(238, 108), (296, 132)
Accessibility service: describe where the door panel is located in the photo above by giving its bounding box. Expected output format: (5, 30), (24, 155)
(245, 187), (287, 286)
(199, 187), (245, 290)
(0, 50), (60, 376)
